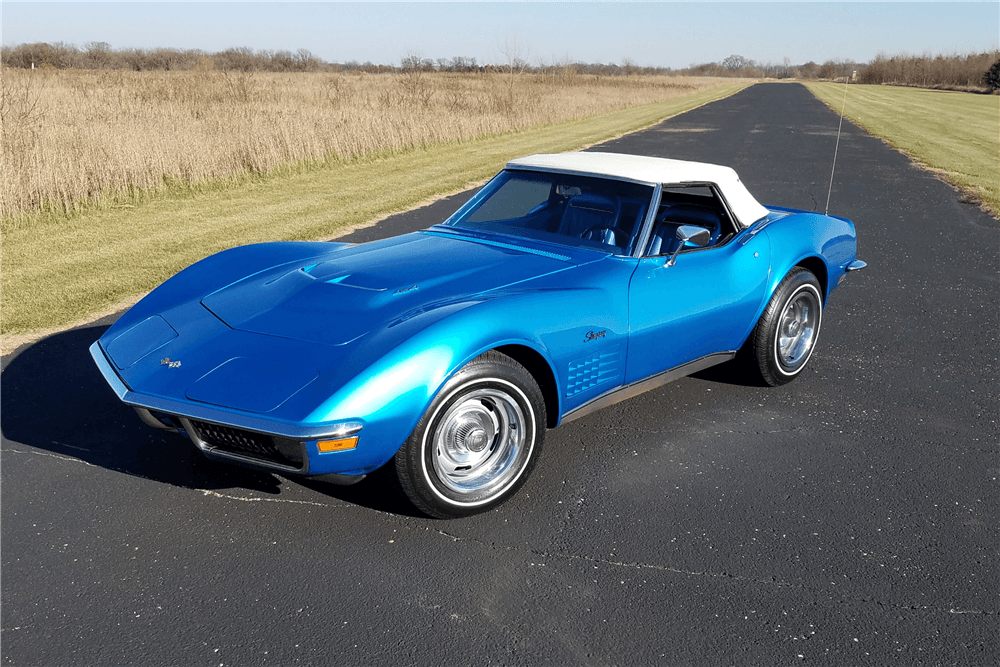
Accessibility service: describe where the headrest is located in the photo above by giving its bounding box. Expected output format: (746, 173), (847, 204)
(567, 194), (617, 214)
(657, 203), (721, 227)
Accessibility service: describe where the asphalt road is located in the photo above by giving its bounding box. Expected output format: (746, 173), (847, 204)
(3, 83), (997, 666)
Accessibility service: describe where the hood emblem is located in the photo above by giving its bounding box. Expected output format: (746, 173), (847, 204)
(160, 357), (182, 369)
(394, 285), (418, 294)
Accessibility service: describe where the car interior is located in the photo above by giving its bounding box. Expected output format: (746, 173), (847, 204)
(454, 171), (654, 255)
(450, 172), (739, 258)
(644, 185), (738, 257)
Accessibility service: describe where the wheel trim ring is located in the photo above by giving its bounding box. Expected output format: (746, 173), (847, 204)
(420, 377), (536, 508)
(773, 283), (822, 376)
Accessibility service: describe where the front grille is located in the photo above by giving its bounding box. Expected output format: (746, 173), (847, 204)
(188, 419), (303, 469)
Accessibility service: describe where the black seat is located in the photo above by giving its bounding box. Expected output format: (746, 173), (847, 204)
(646, 204), (723, 256)
(559, 194), (620, 242)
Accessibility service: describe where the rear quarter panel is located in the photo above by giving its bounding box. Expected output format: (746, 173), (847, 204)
(761, 210), (858, 305)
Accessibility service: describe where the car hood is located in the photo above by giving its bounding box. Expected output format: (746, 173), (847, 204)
(201, 231), (582, 346)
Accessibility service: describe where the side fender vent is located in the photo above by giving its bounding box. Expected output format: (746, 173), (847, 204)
(566, 344), (620, 398)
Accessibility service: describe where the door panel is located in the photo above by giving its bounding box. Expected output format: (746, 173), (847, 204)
(625, 233), (771, 383)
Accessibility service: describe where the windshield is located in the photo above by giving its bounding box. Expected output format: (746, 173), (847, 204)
(443, 169), (655, 255)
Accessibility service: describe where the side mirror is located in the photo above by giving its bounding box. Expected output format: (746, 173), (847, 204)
(666, 225), (711, 267)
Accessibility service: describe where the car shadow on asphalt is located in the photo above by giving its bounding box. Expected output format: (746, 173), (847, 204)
(292, 469), (426, 518)
(0, 324), (420, 516)
(690, 355), (770, 388)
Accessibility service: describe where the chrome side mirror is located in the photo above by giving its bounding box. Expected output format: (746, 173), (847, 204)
(666, 225), (711, 267)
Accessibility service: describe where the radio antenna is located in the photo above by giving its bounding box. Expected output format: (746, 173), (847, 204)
(825, 72), (851, 215)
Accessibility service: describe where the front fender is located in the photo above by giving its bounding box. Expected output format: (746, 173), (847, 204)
(302, 282), (628, 474)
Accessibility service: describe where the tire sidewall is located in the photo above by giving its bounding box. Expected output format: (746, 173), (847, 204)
(753, 269), (823, 386)
(771, 279), (823, 378)
(420, 375), (537, 508)
(398, 353), (544, 517)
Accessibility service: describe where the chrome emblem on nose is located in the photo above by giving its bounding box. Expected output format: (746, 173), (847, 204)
(160, 357), (182, 369)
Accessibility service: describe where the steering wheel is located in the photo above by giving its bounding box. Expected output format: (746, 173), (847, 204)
(580, 225), (627, 244)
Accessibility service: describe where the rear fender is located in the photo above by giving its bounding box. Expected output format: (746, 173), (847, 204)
(761, 212), (857, 305)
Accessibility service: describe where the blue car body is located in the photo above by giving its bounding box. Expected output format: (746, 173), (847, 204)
(91, 152), (862, 502)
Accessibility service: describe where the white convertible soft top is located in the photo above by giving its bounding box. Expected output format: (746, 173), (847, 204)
(507, 152), (770, 228)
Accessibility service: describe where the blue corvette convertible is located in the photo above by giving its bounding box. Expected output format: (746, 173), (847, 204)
(91, 152), (865, 518)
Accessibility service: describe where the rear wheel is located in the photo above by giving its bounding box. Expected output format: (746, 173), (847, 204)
(393, 351), (545, 518)
(748, 268), (823, 386)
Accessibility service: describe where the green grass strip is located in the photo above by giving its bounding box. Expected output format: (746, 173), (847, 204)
(805, 82), (999, 217)
(2, 82), (749, 337)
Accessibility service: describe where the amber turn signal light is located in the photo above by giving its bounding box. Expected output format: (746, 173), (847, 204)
(317, 436), (359, 453)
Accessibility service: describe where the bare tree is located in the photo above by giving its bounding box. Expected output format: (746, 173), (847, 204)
(399, 52), (432, 107)
(498, 32), (530, 77)
(493, 32), (532, 115)
(400, 53), (423, 71)
(722, 54), (750, 71)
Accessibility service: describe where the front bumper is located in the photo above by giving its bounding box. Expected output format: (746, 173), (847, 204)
(90, 341), (368, 476)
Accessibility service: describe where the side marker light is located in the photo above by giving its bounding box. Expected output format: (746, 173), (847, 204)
(317, 436), (359, 453)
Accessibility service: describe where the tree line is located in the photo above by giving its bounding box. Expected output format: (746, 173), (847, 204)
(0, 43), (328, 73)
(681, 50), (999, 91)
(858, 50), (999, 91)
(677, 55), (863, 81)
(2, 41), (997, 91)
(0, 42), (681, 75)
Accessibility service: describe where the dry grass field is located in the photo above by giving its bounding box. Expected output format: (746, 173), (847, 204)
(1, 68), (729, 223)
(1, 70), (749, 342)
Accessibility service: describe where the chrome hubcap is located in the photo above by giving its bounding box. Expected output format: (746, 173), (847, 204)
(432, 387), (526, 500)
(777, 288), (820, 369)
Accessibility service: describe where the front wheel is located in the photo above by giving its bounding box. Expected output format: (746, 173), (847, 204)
(392, 351), (545, 518)
(747, 268), (823, 387)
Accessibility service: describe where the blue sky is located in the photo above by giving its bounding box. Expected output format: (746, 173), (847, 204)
(2, 2), (997, 68)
